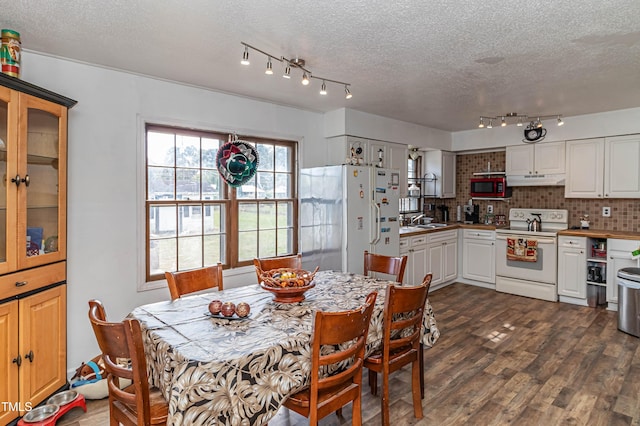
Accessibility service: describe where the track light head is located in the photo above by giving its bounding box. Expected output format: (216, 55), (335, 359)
(283, 64), (291, 79)
(478, 117), (485, 128)
(265, 57), (273, 75)
(557, 116), (564, 126)
(345, 86), (352, 99)
(501, 116), (507, 127)
(302, 72), (310, 85)
(320, 81), (327, 95)
(241, 46), (250, 65)
(487, 119), (493, 129)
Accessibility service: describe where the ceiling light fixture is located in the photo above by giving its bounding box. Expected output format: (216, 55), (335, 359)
(478, 112), (564, 129)
(240, 42), (352, 99)
(241, 46), (250, 65)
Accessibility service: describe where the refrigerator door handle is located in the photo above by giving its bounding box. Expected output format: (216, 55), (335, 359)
(371, 200), (381, 245)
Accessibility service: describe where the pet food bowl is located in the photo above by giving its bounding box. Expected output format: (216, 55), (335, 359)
(47, 389), (78, 406)
(22, 404), (59, 423)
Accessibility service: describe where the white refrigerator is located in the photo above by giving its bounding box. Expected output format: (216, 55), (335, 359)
(299, 165), (401, 274)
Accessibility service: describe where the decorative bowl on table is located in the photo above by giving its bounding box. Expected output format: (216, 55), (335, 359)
(259, 267), (319, 303)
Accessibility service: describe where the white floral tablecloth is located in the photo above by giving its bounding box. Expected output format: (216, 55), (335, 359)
(130, 270), (440, 426)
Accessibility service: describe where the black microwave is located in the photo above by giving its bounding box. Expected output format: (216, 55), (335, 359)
(470, 176), (511, 198)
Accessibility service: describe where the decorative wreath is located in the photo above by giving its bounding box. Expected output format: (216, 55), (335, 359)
(216, 140), (259, 187)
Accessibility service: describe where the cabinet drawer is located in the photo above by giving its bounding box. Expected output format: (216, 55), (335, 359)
(399, 238), (410, 250)
(463, 229), (495, 240)
(0, 262), (66, 301)
(410, 236), (427, 247)
(428, 229), (457, 244)
(559, 236), (586, 249)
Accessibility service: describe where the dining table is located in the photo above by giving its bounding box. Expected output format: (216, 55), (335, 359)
(129, 270), (440, 426)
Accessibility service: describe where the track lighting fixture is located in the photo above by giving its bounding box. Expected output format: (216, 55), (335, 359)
(478, 112), (564, 129)
(240, 42), (352, 99)
(241, 46), (250, 65)
(265, 57), (273, 75)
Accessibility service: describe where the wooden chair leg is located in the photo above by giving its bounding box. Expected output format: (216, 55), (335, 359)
(336, 407), (343, 418)
(420, 342), (425, 399)
(381, 370), (390, 426)
(353, 394), (362, 426)
(369, 368), (378, 396)
(412, 356), (424, 419)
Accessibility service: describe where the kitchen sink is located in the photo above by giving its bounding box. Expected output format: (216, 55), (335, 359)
(416, 223), (449, 229)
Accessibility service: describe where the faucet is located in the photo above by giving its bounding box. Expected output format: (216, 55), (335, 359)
(411, 214), (425, 224)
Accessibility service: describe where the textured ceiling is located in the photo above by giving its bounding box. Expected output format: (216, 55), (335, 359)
(1, 0), (639, 131)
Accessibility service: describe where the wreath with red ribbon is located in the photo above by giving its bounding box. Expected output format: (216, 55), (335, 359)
(216, 140), (259, 187)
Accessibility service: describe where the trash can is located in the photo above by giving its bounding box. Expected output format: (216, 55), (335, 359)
(617, 267), (640, 337)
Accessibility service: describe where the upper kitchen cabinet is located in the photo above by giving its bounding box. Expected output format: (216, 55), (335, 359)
(424, 150), (456, 198)
(565, 135), (640, 198)
(505, 141), (565, 186)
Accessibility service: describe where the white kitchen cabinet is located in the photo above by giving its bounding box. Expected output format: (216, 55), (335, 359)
(506, 141), (566, 176)
(424, 150), (456, 198)
(388, 143), (408, 197)
(565, 135), (640, 198)
(557, 236), (587, 299)
(462, 229), (495, 283)
(605, 238), (640, 309)
(427, 229), (457, 286)
(400, 234), (428, 286)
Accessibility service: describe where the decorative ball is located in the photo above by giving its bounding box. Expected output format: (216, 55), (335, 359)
(235, 302), (251, 318)
(220, 302), (236, 317)
(208, 300), (223, 315)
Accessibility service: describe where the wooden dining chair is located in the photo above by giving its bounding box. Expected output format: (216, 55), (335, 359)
(283, 291), (378, 426)
(363, 250), (408, 283)
(88, 300), (168, 426)
(164, 263), (223, 300)
(364, 273), (432, 426)
(253, 253), (302, 282)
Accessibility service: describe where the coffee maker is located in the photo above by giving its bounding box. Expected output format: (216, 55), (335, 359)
(438, 205), (450, 223)
(464, 204), (480, 224)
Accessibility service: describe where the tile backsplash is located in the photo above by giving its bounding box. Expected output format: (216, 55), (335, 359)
(434, 151), (640, 232)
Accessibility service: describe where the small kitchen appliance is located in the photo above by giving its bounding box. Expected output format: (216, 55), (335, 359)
(464, 204), (480, 224)
(470, 176), (512, 198)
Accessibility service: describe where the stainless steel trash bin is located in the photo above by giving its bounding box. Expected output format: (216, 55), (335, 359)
(617, 267), (640, 337)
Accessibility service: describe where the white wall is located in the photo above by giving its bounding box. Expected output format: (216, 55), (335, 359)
(324, 107), (452, 150)
(452, 107), (640, 151)
(20, 52), (326, 374)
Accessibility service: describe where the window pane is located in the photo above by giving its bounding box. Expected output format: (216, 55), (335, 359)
(257, 143), (274, 171)
(237, 176), (257, 200)
(149, 205), (176, 238)
(275, 145), (290, 172)
(204, 204), (224, 234)
(259, 230), (277, 258)
(238, 203), (258, 231)
(178, 236), (202, 270)
(258, 172), (274, 199)
(149, 238), (176, 276)
(238, 231), (257, 261)
(178, 205), (202, 236)
(148, 167), (175, 200)
(204, 234), (224, 265)
(259, 202), (276, 229)
(176, 135), (200, 168)
(201, 169), (222, 200)
(277, 228), (293, 255)
(176, 168), (200, 200)
(147, 131), (174, 167)
(277, 202), (293, 227)
(275, 174), (290, 198)
(202, 137), (219, 169)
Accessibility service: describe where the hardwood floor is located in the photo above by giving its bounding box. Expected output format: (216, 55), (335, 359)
(57, 283), (640, 425)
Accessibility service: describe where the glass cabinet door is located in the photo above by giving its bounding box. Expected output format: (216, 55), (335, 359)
(0, 87), (17, 274)
(18, 94), (67, 269)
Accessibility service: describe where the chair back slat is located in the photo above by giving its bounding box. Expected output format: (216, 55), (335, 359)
(253, 254), (302, 282)
(165, 263), (223, 300)
(363, 250), (407, 283)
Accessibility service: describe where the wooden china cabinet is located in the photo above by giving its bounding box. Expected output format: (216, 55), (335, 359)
(0, 74), (76, 425)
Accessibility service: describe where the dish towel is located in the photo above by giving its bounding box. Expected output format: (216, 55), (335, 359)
(506, 237), (538, 262)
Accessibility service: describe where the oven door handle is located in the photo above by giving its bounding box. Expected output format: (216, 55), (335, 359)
(496, 235), (556, 244)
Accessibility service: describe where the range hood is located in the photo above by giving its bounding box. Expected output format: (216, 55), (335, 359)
(507, 173), (565, 187)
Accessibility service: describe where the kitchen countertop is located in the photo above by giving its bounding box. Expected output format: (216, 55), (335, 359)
(399, 222), (503, 236)
(558, 228), (640, 240)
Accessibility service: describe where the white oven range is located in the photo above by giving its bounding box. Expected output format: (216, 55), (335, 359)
(495, 208), (568, 302)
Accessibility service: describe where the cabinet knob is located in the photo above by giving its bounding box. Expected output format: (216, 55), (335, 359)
(12, 355), (21, 367)
(11, 174), (21, 187)
(25, 350), (34, 363)
(15, 281), (27, 287)
(22, 174), (30, 187)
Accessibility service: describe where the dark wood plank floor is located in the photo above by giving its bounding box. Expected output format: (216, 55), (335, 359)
(57, 283), (640, 425)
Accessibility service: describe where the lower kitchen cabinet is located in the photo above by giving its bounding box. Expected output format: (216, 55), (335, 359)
(427, 230), (458, 286)
(0, 284), (66, 423)
(462, 229), (495, 283)
(557, 236), (588, 299)
(606, 238), (640, 309)
(400, 234), (428, 286)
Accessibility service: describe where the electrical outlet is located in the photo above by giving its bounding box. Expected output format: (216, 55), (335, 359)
(603, 206), (611, 217)
(487, 205), (494, 214)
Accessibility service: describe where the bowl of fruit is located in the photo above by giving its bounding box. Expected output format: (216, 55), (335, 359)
(259, 267), (319, 303)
